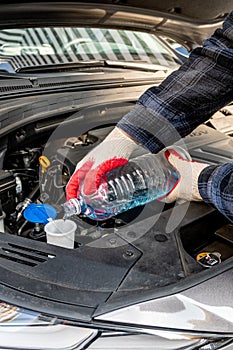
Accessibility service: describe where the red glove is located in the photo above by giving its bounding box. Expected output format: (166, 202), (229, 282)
(66, 127), (138, 200)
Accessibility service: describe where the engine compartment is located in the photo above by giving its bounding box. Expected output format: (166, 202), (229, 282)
(1, 123), (145, 241)
(0, 107), (233, 276)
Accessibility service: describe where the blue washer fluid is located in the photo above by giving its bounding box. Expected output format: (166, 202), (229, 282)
(62, 147), (188, 221)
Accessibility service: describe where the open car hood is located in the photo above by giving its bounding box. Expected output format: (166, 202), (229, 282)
(0, 0), (232, 47)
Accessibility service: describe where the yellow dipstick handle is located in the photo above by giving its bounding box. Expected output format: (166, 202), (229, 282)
(39, 156), (51, 173)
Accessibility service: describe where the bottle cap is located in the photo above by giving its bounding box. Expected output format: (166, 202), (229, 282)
(24, 203), (57, 224)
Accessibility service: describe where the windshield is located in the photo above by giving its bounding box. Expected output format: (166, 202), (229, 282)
(0, 27), (179, 70)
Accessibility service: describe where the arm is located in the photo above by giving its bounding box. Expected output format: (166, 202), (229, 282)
(198, 163), (233, 223)
(118, 11), (233, 153)
(161, 151), (233, 223)
(67, 12), (233, 213)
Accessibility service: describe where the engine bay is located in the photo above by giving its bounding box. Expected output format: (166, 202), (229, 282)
(0, 109), (233, 277)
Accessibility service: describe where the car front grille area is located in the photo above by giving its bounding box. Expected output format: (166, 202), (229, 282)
(0, 243), (55, 267)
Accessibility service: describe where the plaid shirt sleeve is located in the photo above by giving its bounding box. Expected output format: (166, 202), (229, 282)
(118, 11), (233, 153)
(198, 164), (233, 223)
(117, 11), (233, 222)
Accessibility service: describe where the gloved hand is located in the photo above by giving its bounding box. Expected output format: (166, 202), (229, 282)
(162, 149), (209, 203)
(66, 127), (138, 200)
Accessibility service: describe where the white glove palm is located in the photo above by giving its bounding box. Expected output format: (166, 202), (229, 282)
(163, 150), (209, 203)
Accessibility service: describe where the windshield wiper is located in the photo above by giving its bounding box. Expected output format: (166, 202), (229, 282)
(16, 60), (105, 73)
(16, 59), (170, 74)
(104, 60), (170, 72)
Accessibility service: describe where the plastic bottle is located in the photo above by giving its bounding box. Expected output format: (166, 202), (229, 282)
(63, 147), (189, 221)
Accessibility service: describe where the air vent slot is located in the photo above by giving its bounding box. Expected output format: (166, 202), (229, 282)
(0, 253), (37, 267)
(39, 81), (81, 88)
(0, 78), (34, 94)
(0, 84), (32, 92)
(0, 243), (55, 267)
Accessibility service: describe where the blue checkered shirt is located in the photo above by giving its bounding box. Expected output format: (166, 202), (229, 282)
(118, 11), (233, 222)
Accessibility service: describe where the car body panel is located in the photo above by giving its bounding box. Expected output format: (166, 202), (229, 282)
(95, 269), (233, 334)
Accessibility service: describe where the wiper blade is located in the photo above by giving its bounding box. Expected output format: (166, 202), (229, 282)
(104, 60), (170, 72)
(15, 59), (170, 75)
(17, 61), (105, 73)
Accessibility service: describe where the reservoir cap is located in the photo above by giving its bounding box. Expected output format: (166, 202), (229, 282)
(24, 203), (57, 224)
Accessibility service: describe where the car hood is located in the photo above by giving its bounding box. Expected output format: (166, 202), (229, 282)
(0, 1), (232, 48)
